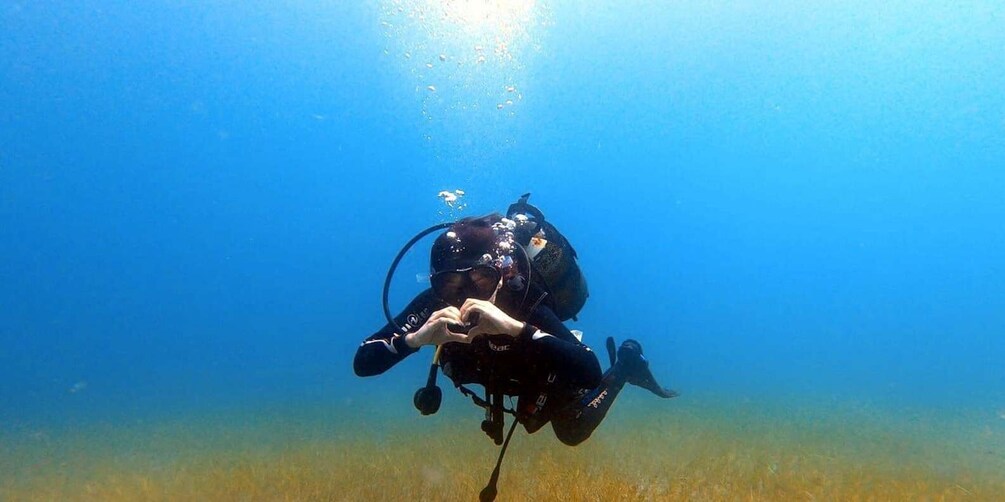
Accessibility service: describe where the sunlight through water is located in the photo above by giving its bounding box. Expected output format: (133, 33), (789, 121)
(378, 0), (547, 166)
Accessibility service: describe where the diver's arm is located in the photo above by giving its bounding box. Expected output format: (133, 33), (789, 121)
(353, 289), (443, 377)
(520, 306), (603, 388)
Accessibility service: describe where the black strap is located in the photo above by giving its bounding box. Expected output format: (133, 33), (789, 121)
(457, 384), (519, 415)
(457, 384), (491, 410)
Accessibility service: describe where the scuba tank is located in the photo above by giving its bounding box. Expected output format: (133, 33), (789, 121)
(506, 193), (589, 322)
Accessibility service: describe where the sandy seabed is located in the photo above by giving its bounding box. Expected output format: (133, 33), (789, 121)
(3, 396), (1003, 501)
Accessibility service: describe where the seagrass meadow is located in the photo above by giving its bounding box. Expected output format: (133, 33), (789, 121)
(3, 396), (1003, 501)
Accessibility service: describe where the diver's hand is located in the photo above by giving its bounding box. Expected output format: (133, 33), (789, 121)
(404, 307), (473, 349)
(459, 299), (523, 339)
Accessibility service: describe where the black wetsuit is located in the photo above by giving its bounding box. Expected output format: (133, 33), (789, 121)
(353, 289), (631, 445)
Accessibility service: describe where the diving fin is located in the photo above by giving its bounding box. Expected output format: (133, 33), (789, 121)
(615, 339), (679, 399)
(631, 369), (679, 399)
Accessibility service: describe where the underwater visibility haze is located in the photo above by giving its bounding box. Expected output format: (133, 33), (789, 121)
(2, 0), (1004, 499)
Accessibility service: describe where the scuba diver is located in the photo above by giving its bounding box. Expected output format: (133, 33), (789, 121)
(353, 194), (677, 501)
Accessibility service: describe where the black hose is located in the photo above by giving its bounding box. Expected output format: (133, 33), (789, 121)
(479, 417), (520, 502)
(382, 222), (453, 332)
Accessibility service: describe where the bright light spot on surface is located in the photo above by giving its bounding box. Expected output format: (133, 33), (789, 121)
(380, 0), (541, 98)
(379, 0), (546, 166)
(437, 0), (536, 43)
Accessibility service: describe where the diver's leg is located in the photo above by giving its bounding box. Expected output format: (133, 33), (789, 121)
(551, 338), (677, 446)
(551, 365), (628, 446)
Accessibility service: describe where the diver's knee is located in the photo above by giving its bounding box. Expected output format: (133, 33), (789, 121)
(559, 433), (589, 447)
(553, 423), (592, 446)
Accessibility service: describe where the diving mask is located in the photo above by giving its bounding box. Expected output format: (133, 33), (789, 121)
(430, 265), (501, 307)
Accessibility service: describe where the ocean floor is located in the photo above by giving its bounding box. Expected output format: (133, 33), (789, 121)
(2, 395), (1003, 501)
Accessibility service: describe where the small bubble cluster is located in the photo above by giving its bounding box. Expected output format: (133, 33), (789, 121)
(437, 189), (468, 220)
(489, 217), (521, 270)
(437, 189), (466, 208)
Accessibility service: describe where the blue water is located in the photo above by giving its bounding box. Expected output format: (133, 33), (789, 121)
(2, 0), (1003, 433)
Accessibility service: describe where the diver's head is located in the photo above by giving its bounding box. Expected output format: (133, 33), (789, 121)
(429, 214), (524, 307)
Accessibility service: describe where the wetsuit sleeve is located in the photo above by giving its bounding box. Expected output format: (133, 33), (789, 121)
(353, 289), (444, 377)
(520, 306), (602, 388)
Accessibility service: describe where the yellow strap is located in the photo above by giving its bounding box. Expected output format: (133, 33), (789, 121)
(433, 344), (444, 364)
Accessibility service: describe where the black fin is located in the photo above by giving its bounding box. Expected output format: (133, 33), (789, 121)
(606, 336), (617, 368)
(631, 368), (679, 399)
(617, 339), (679, 399)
